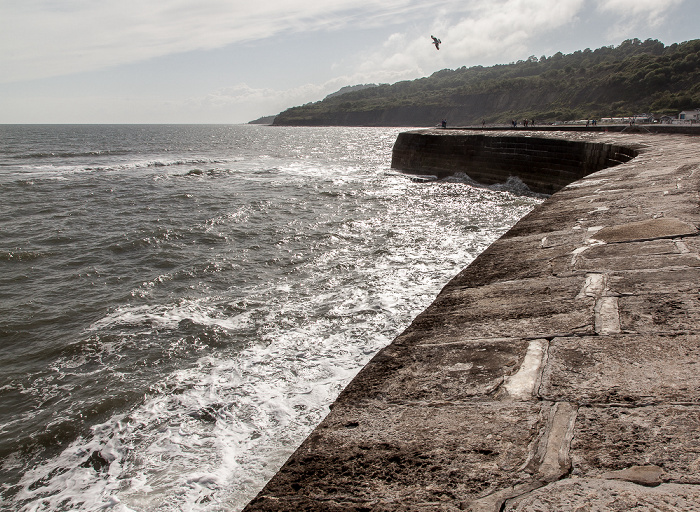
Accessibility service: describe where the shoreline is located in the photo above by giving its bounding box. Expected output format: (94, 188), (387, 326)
(244, 129), (700, 511)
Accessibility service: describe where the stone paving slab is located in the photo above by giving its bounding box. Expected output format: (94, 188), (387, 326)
(619, 293), (700, 333)
(245, 402), (544, 511)
(579, 238), (683, 259)
(411, 276), (594, 339)
(336, 337), (529, 403)
(549, 242), (700, 275)
(592, 217), (698, 243)
(541, 334), (700, 403)
(448, 238), (568, 286)
(607, 266), (700, 295)
(570, 405), (700, 484)
(578, 251), (700, 272)
(504, 479), (700, 512)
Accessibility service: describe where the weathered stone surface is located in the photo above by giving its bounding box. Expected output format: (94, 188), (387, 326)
(246, 401), (543, 511)
(571, 405), (700, 483)
(504, 479), (700, 511)
(243, 130), (700, 511)
(619, 293), (700, 333)
(410, 276), (595, 339)
(336, 337), (528, 403)
(591, 217), (698, 243)
(607, 266), (700, 295)
(541, 334), (700, 403)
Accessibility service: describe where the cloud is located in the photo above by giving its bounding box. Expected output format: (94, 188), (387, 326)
(2, 0), (692, 123)
(184, 79), (347, 122)
(191, 0), (591, 122)
(596, 0), (684, 20)
(0, 0), (420, 83)
(1, 0), (681, 86)
(354, 0), (586, 80)
(193, 0), (592, 122)
(595, 0), (686, 36)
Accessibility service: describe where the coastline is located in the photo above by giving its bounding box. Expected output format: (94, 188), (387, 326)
(244, 129), (700, 511)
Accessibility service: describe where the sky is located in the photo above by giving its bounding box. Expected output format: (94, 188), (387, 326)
(0, 0), (697, 124)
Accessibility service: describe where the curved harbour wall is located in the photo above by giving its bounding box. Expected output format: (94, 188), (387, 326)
(391, 130), (638, 194)
(245, 130), (700, 511)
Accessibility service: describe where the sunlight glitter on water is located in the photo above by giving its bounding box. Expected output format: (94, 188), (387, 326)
(0, 126), (542, 512)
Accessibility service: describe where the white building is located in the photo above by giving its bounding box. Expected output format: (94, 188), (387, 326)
(679, 109), (700, 123)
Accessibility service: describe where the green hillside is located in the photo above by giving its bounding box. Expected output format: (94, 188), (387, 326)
(273, 38), (700, 126)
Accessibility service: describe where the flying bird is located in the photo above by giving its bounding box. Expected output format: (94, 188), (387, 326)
(431, 35), (441, 50)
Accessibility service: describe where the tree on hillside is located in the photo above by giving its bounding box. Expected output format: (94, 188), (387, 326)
(273, 39), (700, 126)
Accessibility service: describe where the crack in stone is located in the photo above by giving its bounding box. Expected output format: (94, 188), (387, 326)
(597, 233), (700, 244)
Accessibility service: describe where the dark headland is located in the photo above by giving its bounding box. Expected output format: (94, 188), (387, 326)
(244, 127), (700, 511)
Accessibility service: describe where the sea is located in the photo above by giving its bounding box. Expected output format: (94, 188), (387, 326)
(0, 124), (543, 512)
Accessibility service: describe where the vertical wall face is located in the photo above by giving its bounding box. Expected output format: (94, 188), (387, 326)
(390, 131), (638, 195)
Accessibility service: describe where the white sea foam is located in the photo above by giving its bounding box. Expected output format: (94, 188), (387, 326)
(16, 323), (364, 511)
(12, 157), (229, 181)
(4, 126), (543, 512)
(442, 172), (548, 198)
(88, 299), (255, 334)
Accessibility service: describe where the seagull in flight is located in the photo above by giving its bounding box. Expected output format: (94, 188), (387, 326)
(431, 35), (441, 50)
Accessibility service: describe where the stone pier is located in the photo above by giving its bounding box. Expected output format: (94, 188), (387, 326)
(244, 129), (700, 511)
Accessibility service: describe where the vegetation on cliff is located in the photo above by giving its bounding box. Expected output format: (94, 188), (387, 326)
(273, 38), (700, 126)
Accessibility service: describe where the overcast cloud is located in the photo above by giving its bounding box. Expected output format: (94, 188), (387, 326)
(0, 0), (695, 123)
(1, 0), (427, 83)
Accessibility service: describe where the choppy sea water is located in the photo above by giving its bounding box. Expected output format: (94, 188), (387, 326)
(0, 125), (543, 511)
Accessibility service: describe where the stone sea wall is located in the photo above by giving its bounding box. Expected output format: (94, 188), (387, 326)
(391, 130), (638, 195)
(244, 129), (700, 512)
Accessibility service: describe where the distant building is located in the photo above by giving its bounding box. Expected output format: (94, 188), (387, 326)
(679, 109), (700, 123)
(600, 115), (652, 124)
(600, 117), (633, 124)
(632, 113), (654, 123)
